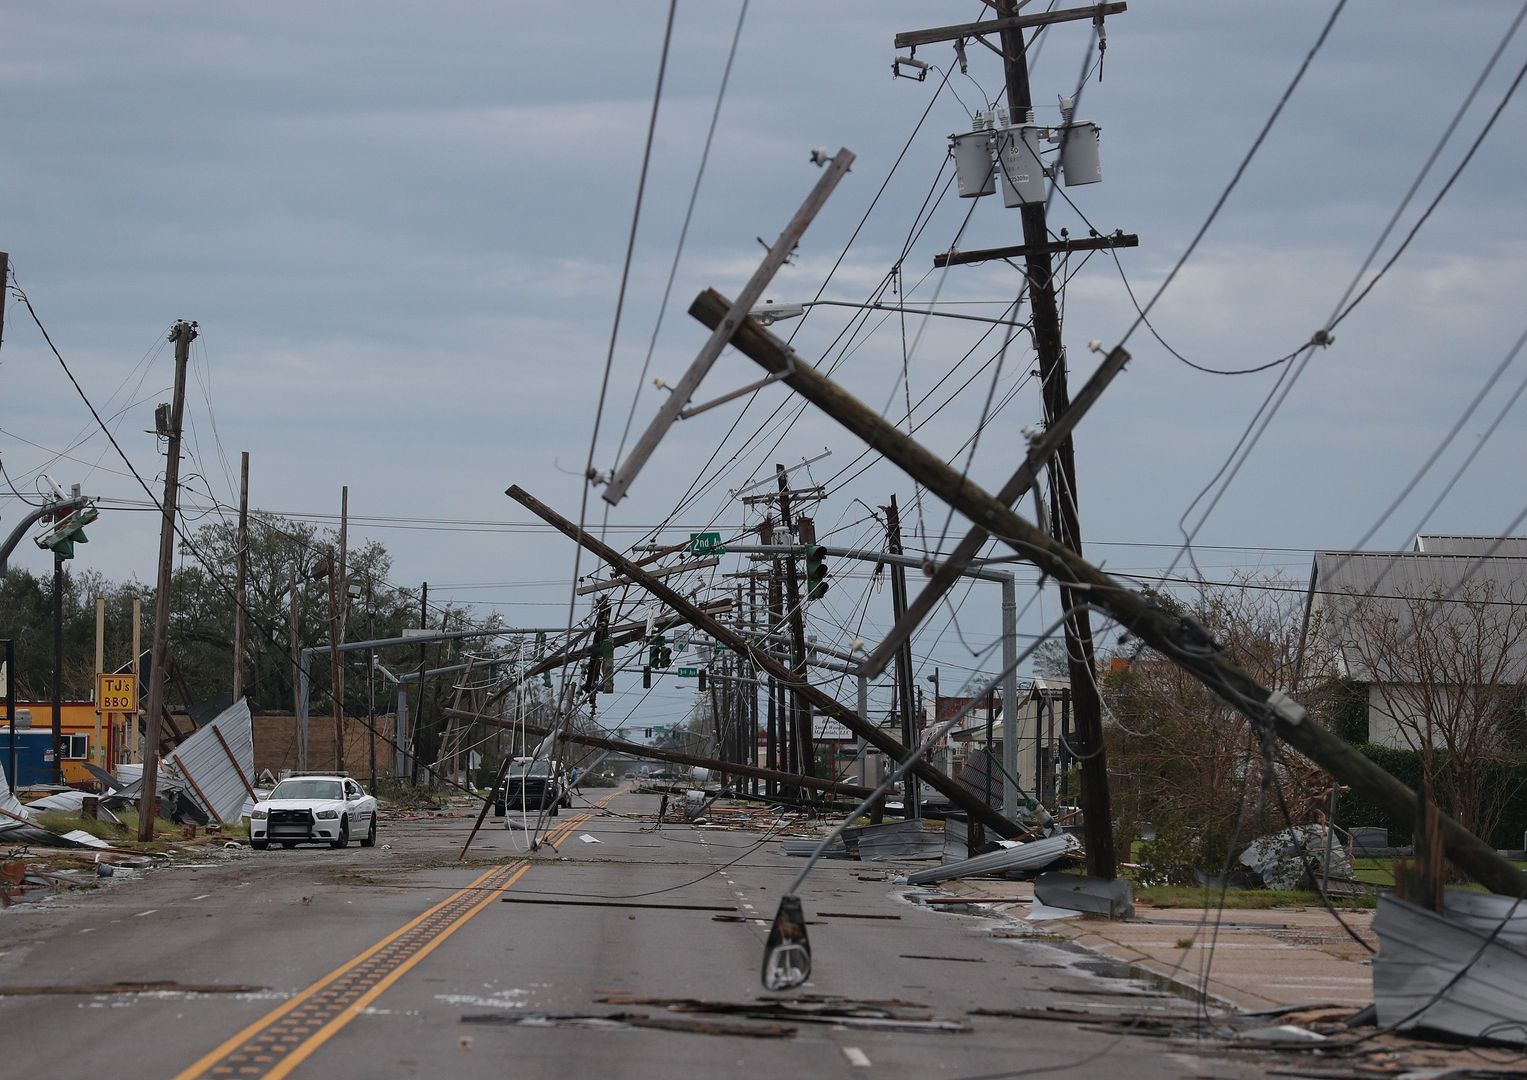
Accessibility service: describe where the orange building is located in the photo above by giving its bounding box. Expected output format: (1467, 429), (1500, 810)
(1, 701), (132, 785)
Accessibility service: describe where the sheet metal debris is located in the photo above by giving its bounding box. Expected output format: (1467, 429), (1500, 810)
(1033, 871), (1134, 918)
(906, 833), (1080, 885)
(1373, 889), (1527, 1045)
(162, 699), (255, 824)
(843, 819), (943, 861)
(1238, 824), (1353, 890)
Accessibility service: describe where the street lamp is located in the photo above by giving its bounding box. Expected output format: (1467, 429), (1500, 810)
(750, 299), (1030, 331)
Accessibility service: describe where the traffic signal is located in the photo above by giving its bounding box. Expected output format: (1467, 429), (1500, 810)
(643, 666), (652, 689)
(697, 669), (708, 692)
(34, 505), (98, 561)
(805, 544), (828, 600)
(599, 638), (615, 694)
(649, 634), (672, 670)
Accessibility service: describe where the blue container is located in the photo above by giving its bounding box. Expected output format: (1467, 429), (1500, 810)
(1, 729), (55, 789)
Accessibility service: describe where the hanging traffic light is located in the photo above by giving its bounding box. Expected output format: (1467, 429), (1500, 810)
(34, 505), (98, 561)
(599, 638), (615, 695)
(643, 666), (652, 689)
(805, 544), (828, 600)
(697, 668), (708, 692)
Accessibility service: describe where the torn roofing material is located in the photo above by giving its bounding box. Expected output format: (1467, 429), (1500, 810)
(162, 699), (255, 824)
(906, 833), (1080, 886)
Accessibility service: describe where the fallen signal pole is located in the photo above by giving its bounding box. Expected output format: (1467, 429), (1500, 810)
(687, 286), (1527, 900)
(504, 484), (1025, 840)
(444, 705), (877, 801)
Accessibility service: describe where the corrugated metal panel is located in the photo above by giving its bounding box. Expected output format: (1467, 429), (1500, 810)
(1308, 550), (1527, 682)
(1414, 534), (1527, 557)
(163, 699), (254, 824)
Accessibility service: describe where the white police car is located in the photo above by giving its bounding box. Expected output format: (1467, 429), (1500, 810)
(249, 774), (378, 850)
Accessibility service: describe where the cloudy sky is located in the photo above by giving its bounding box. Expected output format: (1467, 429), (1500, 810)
(4, 2), (1526, 730)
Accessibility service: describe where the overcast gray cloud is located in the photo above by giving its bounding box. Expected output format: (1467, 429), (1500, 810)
(4, 1), (1526, 717)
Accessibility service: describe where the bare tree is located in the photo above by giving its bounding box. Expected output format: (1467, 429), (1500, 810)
(1338, 580), (1527, 843)
(1103, 578), (1328, 879)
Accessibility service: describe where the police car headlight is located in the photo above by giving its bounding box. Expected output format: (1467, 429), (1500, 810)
(251, 808), (268, 819)
(315, 808), (339, 819)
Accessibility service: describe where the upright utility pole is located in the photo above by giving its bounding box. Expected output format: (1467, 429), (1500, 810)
(775, 466), (814, 783)
(138, 319), (195, 840)
(760, 517), (781, 793)
(51, 551), (64, 785)
(130, 597), (141, 764)
(994, 0), (1116, 879)
(232, 451), (249, 701)
(410, 582), (427, 785)
(329, 486), (349, 774)
(288, 564), (301, 720)
(94, 596), (105, 766)
(883, 495), (920, 818)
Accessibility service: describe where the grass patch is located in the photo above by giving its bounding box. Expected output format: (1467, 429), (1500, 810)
(1135, 885), (1376, 910)
(35, 811), (129, 841)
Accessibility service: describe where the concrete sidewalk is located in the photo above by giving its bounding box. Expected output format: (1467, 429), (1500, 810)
(939, 878), (1377, 1011)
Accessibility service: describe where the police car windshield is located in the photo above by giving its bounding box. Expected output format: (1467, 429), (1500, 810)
(270, 779), (344, 800)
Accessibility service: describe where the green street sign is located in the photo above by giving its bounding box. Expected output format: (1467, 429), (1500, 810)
(689, 532), (724, 555)
(677, 666), (698, 678)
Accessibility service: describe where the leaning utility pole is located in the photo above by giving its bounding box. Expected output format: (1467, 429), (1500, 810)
(138, 319), (195, 840)
(232, 451), (249, 701)
(694, 286), (1527, 898)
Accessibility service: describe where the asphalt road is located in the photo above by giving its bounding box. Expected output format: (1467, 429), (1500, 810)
(1, 791), (1264, 1079)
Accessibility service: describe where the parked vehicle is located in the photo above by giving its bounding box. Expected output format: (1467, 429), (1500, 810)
(249, 775), (377, 850)
(494, 758), (571, 816)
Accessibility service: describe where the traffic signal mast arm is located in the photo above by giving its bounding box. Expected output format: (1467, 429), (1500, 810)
(688, 287), (1527, 899)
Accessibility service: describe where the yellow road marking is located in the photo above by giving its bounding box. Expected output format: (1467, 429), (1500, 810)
(173, 788), (623, 1080)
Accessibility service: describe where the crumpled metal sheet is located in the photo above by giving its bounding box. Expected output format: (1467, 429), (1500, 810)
(1237, 824), (1352, 890)
(162, 699), (254, 824)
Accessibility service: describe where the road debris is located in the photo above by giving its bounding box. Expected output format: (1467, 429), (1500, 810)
(462, 1010), (796, 1039)
(906, 834), (1080, 886)
(596, 993), (971, 1034)
(0, 981), (267, 995)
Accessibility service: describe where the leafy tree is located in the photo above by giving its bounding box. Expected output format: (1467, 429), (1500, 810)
(0, 565), (147, 700)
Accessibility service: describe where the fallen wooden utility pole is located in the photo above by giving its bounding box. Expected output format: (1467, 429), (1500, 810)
(505, 485), (1024, 839)
(444, 706), (876, 800)
(690, 287), (1527, 899)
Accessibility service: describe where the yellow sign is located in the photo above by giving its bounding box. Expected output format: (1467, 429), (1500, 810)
(98, 674), (138, 713)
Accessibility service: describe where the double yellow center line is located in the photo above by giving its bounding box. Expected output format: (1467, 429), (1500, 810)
(174, 791), (621, 1080)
